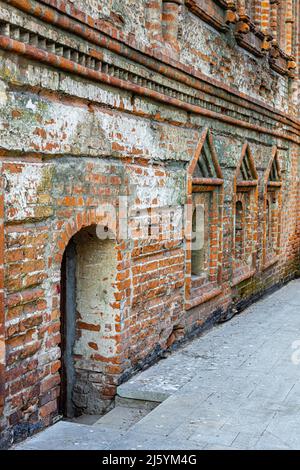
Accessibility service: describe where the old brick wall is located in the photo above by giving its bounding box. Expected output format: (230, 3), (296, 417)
(0, 0), (299, 447)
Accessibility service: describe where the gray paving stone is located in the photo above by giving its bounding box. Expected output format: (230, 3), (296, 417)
(203, 443), (241, 450)
(168, 417), (228, 441)
(93, 406), (150, 433)
(14, 421), (115, 450)
(229, 431), (262, 450)
(109, 430), (203, 450)
(188, 428), (239, 447)
(254, 430), (293, 450)
(224, 411), (274, 435)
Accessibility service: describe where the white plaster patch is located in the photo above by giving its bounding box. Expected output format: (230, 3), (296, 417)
(4, 163), (53, 222)
(129, 168), (184, 208)
(26, 99), (37, 111)
(0, 88), (193, 160)
(0, 91), (111, 155)
(73, 231), (118, 362)
(59, 76), (133, 111)
(0, 338), (5, 364)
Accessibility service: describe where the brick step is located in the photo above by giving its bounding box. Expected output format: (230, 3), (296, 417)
(12, 420), (121, 450)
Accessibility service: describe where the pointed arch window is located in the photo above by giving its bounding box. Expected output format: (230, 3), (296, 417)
(185, 128), (224, 310)
(232, 143), (258, 286)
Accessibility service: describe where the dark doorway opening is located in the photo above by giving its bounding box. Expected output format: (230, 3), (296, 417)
(60, 237), (77, 419)
(59, 225), (118, 418)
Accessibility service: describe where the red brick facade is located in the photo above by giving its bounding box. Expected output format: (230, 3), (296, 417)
(0, 0), (299, 447)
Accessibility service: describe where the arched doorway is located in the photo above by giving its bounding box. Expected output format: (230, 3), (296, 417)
(59, 224), (117, 418)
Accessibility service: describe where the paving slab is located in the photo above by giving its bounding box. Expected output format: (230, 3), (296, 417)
(14, 421), (115, 450)
(93, 406), (150, 433)
(108, 430), (203, 450)
(117, 353), (198, 402)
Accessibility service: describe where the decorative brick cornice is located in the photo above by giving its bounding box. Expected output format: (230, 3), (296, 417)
(6, 0), (299, 120)
(234, 0), (297, 73)
(262, 34), (273, 51)
(1, 0), (299, 141)
(236, 13), (251, 34)
(225, 1), (238, 25)
(185, 0), (232, 32)
(269, 43), (297, 77)
(185, 0), (297, 75)
(163, 0), (183, 4)
(235, 19), (272, 58)
(288, 60), (297, 71)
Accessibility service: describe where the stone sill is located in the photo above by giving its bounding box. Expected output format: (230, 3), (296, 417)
(231, 268), (256, 287)
(262, 256), (280, 272)
(185, 286), (223, 310)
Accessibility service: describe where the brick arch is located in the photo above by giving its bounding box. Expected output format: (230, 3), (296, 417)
(54, 209), (119, 267)
(264, 146), (282, 186)
(51, 207), (129, 323)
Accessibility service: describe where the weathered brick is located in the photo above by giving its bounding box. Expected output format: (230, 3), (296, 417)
(0, 0), (299, 448)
